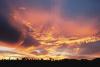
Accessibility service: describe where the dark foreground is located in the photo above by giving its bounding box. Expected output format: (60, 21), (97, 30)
(0, 58), (100, 66)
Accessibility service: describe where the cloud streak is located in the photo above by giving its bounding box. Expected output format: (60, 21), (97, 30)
(0, 0), (100, 60)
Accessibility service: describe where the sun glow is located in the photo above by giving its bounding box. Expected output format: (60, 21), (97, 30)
(0, 0), (100, 60)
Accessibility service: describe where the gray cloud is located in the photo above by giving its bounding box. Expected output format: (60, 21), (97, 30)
(79, 41), (100, 55)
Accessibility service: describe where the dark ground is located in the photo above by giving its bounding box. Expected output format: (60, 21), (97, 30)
(0, 58), (100, 66)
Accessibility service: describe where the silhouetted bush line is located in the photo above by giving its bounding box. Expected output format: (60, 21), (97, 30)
(0, 57), (100, 66)
(0, 58), (100, 64)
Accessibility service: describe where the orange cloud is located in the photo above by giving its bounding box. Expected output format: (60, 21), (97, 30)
(0, 1), (100, 60)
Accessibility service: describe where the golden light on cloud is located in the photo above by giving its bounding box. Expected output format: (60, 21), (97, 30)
(0, 0), (100, 60)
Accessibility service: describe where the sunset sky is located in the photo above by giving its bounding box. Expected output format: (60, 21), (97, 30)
(0, 0), (100, 60)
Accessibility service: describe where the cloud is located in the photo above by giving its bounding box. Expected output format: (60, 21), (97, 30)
(0, 0), (100, 60)
(22, 35), (40, 47)
(0, 15), (21, 43)
(79, 41), (100, 55)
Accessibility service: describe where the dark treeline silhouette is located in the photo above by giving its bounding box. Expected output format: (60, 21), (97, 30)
(0, 57), (100, 66)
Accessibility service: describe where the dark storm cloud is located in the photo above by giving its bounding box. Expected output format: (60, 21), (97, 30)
(79, 41), (100, 55)
(0, 15), (21, 43)
(0, 0), (48, 45)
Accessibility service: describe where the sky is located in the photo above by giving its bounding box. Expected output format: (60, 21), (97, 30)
(0, 0), (100, 60)
(1, 0), (100, 17)
(63, 0), (100, 17)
